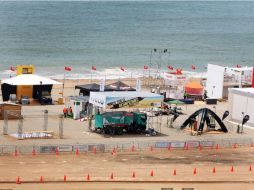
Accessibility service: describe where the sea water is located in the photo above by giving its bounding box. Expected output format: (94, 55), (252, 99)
(0, 1), (254, 79)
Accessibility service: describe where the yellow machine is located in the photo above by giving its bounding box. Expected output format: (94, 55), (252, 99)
(16, 65), (35, 99)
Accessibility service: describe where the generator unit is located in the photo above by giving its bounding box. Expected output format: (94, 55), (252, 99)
(95, 111), (147, 135)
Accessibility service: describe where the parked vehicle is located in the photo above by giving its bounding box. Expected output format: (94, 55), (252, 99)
(94, 111), (147, 135)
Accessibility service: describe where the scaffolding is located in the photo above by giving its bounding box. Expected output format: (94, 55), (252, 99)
(146, 108), (162, 134)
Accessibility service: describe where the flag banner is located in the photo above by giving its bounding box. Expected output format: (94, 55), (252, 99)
(64, 66), (72, 71)
(191, 65), (196, 70)
(120, 66), (125, 71)
(92, 66), (97, 71)
(136, 79), (141, 92)
(99, 79), (105, 92)
(144, 65), (148, 70)
(167, 66), (174, 70)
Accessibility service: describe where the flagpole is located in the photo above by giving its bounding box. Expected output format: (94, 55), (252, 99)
(62, 73), (66, 98)
(130, 71), (132, 87)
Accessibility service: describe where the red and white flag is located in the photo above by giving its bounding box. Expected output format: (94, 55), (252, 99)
(10, 66), (15, 71)
(143, 65), (148, 70)
(91, 66), (97, 71)
(167, 66), (174, 70)
(191, 65), (196, 70)
(176, 68), (183, 75)
(64, 66), (72, 71)
(236, 64), (242, 68)
(120, 66), (125, 71)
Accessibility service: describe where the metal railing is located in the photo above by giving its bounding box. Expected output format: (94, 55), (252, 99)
(0, 137), (253, 155)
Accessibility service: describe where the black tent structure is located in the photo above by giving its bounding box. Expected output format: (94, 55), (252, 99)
(180, 108), (228, 133)
(75, 81), (136, 96)
(75, 83), (112, 96)
(105, 81), (136, 91)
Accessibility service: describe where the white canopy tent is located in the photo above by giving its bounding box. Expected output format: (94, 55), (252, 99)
(1, 74), (61, 102)
(1, 74), (61, 85)
(228, 88), (254, 126)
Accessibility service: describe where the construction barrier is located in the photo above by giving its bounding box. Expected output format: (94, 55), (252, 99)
(0, 138), (253, 155)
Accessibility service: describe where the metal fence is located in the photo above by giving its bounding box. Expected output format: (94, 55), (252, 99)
(1, 137), (254, 155)
(3, 110), (64, 139)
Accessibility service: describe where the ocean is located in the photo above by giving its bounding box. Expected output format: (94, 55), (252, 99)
(0, 1), (254, 79)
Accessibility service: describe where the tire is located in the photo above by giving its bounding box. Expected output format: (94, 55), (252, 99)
(116, 128), (123, 135)
(109, 127), (115, 136)
(136, 128), (142, 134)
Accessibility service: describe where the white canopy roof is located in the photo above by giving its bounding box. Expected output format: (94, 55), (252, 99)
(1, 74), (61, 85)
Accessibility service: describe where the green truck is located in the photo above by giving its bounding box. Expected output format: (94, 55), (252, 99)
(95, 111), (147, 135)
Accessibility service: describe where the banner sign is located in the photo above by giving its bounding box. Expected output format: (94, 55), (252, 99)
(58, 145), (73, 152)
(73, 145), (89, 152)
(155, 142), (170, 148)
(99, 79), (105, 92)
(135, 79), (141, 92)
(40, 146), (57, 153)
(200, 141), (214, 147)
(170, 142), (185, 148)
(186, 141), (199, 148)
(88, 144), (105, 151)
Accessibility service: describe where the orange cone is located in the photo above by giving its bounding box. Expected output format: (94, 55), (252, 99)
(185, 144), (189, 151)
(233, 144), (237, 149)
(75, 148), (79, 156)
(173, 169), (176, 176)
(230, 166), (234, 173)
(131, 145), (135, 152)
(86, 174), (90, 181)
(16, 176), (21, 184)
(193, 168), (197, 175)
(249, 165), (252, 172)
(216, 144), (219, 150)
(64, 175), (67, 182)
(110, 172), (114, 180)
(132, 171), (136, 178)
(168, 144), (171, 151)
(199, 144), (202, 151)
(150, 170), (154, 177)
(14, 149), (18, 157)
(111, 147), (116, 155)
(212, 167), (216, 173)
(40, 176), (43, 183)
(32, 148), (36, 156)
(56, 148), (59, 156)
(93, 147), (97, 154)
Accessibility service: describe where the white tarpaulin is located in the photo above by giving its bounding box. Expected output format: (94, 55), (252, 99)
(206, 64), (225, 98)
(228, 88), (254, 126)
(89, 91), (163, 108)
(1, 74), (61, 85)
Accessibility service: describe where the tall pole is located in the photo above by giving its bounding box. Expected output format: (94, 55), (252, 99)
(130, 71), (132, 87)
(62, 73), (66, 98)
(149, 49), (152, 78)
